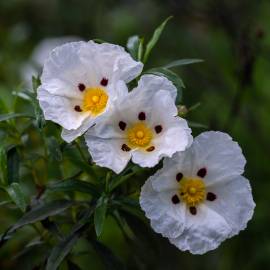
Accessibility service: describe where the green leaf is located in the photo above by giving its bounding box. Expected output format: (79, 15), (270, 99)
(46, 224), (88, 270)
(188, 121), (208, 129)
(145, 67), (184, 103)
(0, 147), (7, 185)
(143, 16), (172, 63)
(138, 38), (144, 62)
(164, 58), (204, 69)
(94, 195), (108, 237)
(127, 35), (140, 60)
(0, 113), (34, 122)
(6, 183), (27, 212)
(10, 200), (74, 233)
(90, 240), (125, 270)
(47, 136), (62, 162)
(7, 146), (20, 184)
(93, 38), (107, 44)
(47, 179), (99, 197)
(109, 171), (136, 192)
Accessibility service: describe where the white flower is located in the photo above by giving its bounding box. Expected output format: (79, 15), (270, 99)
(37, 41), (143, 142)
(140, 131), (255, 254)
(85, 75), (192, 174)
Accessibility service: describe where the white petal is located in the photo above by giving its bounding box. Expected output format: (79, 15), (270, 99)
(85, 135), (131, 174)
(132, 74), (177, 101)
(191, 131), (246, 186)
(61, 117), (95, 143)
(38, 88), (89, 130)
(205, 175), (255, 237)
(169, 204), (232, 254)
(82, 41), (143, 83)
(140, 179), (186, 239)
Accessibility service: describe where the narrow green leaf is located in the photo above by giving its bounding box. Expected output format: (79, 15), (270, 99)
(127, 35), (140, 60)
(164, 58), (204, 69)
(0, 113), (34, 122)
(145, 67), (184, 103)
(94, 196), (108, 237)
(90, 240), (125, 270)
(138, 38), (144, 62)
(188, 121), (208, 129)
(93, 38), (107, 44)
(0, 147), (7, 185)
(7, 146), (20, 184)
(109, 171), (136, 192)
(47, 136), (62, 162)
(47, 179), (99, 197)
(46, 224), (87, 270)
(143, 16), (173, 63)
(6, 183), (27, 212)
(10, 200), (74, 233)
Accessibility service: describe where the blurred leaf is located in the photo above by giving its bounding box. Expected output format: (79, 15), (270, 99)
(46, 223), (88, 270)
(6, 183), (27, 212)
(188, 121), (208, 129)
(90, 240), (125, 270)
(143, 16), (172, 63)
(145, 67), (184, 103)
(47, 179), (99, 197)
(67, 260), (82, 270)
(138, 38), (144, 62)
(0, 113), (34, 122)
(93, 38), (107, 44)
(0, 147), (8, 185)
(109, 171), (136, 192)
(127, 35), (140, 60)
(164, 58), (204, 68)
(7, 146), (20, 184)
(10, 200), (74, 233)
(47, 136), (62, 162)
(94, 195), (108, 237)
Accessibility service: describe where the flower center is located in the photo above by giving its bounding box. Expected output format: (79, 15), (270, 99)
(127, 122), (153, 148)
(82, 87), (108, 115)
(179, 178), (206, 206)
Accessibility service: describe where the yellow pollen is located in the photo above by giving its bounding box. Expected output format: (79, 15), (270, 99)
(126, 122), (153, 148)
(179, 178), (206, 206)
(82, 87), (108, 115)
(136, 131), (144, 139)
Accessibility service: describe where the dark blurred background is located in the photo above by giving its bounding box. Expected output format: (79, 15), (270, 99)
(0, 0), (270, 269)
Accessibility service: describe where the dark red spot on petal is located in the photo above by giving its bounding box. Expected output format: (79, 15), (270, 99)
(146, 146), (155, 152)
(100, 78), (108, 86)
(78, 83), (86, 91)
(189, 206), (197, 215)
(207, 192), (217, 201)
(119, 121), (126, 131)
(176, 173), (183, 182)
(121, 144), (131, 152)
(171, 194), (180, 204)
(197, 168), (207, 178)
(74, 105), (82, 112)
(138, 112), (146, 120)
(155, 125), (163, 134)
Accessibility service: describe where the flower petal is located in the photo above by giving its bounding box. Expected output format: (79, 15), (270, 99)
(38, 88), (89, 130)
(85, 135), (131, 174)
(140, 179), (186, 239)
(169, 204), (232, 254)
(205, 175), (255, 237)
(192, 131), (246, 186)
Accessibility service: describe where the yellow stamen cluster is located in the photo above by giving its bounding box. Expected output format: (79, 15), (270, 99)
(179, 178), (206, 206)
(82, 87), (108, 115)
(127, 122), (153, 148)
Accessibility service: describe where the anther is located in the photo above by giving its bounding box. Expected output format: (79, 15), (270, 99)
(100, 78), (108, 86)
(197, 168), (207, 178)
(207, 192), (217, 201)
(146, 146), (155, 152)
(74, 105), (82, 112)
(189, 206), (197, 215)
(171, 195), (180, 204)
(176, 173), (183, 182)
(155, 125), (163, 134)
(119, 121), (126, 131)
(138, 112), (146, 120)
(78, 83), (86, 91)
(121, 144), (131, 152)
